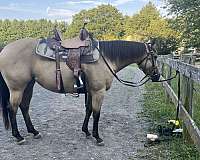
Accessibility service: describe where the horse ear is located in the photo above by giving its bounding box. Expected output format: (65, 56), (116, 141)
(79, 28), (89, 41)
(151, 38), (156, 47)
(149, 38), (157, 53)
(147, 38), (157, 54)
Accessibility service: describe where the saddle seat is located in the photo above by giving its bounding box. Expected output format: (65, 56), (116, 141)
(61, 37), (89, 49)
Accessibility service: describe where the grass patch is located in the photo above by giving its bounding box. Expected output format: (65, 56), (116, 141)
(138, 82), (200, 160)
(192, 83), (200, 128)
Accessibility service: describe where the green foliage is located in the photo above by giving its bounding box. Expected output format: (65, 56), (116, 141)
(65, 5), (124, 40)
(0, 19), (67, 44)
(166, 0), (200, 48)
(125, 2), (176, 39)
(154, 37), (179, 55)
(125, 2), (160, 38)
(124, 2), (179, 54)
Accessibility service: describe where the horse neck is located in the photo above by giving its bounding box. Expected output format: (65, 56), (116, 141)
(99, 41), (146, 73)
(112, 55), (139, 72)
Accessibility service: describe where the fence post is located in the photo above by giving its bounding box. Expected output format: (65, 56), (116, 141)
(165, 54), (173, 103)
(181, 55), (196, 142)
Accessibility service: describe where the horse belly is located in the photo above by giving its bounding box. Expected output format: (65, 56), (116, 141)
(33, 57), (75, 93)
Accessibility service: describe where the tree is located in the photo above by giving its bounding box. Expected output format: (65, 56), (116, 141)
(165, 0), (200, 48)
(65, 5), (125, 40)
(124, 2), (179, 54)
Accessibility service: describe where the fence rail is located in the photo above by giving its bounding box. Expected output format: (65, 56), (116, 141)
(158, 56), (200, 83)
(157, 54), (200, 150)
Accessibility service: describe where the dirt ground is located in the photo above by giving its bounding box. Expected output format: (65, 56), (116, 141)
(0, 67), (149, 160)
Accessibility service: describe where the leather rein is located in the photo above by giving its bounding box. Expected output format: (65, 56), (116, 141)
(94, 42), (153, 87)
(94, 42), (177, 87)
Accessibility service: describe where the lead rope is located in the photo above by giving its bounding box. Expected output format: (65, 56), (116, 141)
(155, 71), (178, 83)
(168, 71), (181, 131)
(172, 70), (181, 130)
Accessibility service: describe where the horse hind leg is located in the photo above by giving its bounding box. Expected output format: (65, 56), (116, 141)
(19, 79), (41, 139)
(8, 89), (26, 144)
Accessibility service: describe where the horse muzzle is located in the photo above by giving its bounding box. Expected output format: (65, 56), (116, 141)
(151, 73), (160, 82)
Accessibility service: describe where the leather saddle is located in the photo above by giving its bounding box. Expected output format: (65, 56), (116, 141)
(35, 27), (99, 93)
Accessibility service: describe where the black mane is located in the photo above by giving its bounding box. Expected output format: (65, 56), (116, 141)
(99, 40), (146, 62)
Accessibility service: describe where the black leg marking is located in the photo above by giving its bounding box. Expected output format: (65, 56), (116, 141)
(82, 93), (92, 137)
(20, 106), (39, 137)
(92, 111), (103, 145)
(8, 106), (25, 144)
(20, 79), (41, 139)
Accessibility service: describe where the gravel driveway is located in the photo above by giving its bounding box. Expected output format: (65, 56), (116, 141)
(0, 66), (148, 160)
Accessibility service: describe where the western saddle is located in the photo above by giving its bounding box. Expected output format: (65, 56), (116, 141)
(45, 26), (92, 94)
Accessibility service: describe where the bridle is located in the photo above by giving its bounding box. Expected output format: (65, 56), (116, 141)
(138, 43), (158, 76)
(136, 43), (178, 83)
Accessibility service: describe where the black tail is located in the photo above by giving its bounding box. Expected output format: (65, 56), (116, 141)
(0, 73), (10, 129)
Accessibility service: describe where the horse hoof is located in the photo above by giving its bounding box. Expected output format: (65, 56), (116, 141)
(96, 141), (104, 146)
(86, 134), (92, 139)
(34, 133), (42, 139)
(17, 139), (26, 145)
(86, 132), (91, 138)
(96, 138), (104, 146)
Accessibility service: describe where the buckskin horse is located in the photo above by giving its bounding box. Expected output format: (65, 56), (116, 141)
(0, 33), (160, 145)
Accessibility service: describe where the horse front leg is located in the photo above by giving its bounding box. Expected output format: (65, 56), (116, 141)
(82, 92), (92, 137)
(91, 89), (105, 146)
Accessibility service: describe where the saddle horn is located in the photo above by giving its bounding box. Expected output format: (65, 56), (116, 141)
(79, 20), (90, 41)
(53, 27), (62, 41)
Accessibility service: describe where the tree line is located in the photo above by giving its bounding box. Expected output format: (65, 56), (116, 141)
(0, 2), (199, 54)
(0, 19), (67, 47)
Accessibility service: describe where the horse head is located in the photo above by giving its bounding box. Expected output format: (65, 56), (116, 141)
(137, 42), (160, 82)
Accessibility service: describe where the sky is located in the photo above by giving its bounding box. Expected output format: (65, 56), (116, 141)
(0, 0), (165, 23)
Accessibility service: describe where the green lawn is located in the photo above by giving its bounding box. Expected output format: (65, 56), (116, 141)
(138, 82), (200, 160)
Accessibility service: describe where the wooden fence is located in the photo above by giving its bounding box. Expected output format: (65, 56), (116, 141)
(157, 54), (200, 150)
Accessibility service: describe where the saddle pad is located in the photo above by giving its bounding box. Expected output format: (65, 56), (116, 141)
(35, 39), (56, 60)
(35, 38), (100, 63)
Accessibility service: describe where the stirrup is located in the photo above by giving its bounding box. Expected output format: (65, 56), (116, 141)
(74, 84), (84, 90)
(69, 92), (79, 97)
(71, 84), (80, 97)
(74, 75), (84, 90)
(78, 75), (84, 87)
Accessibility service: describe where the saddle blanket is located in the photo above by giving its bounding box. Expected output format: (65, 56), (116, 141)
(35, 38), (99, 63)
